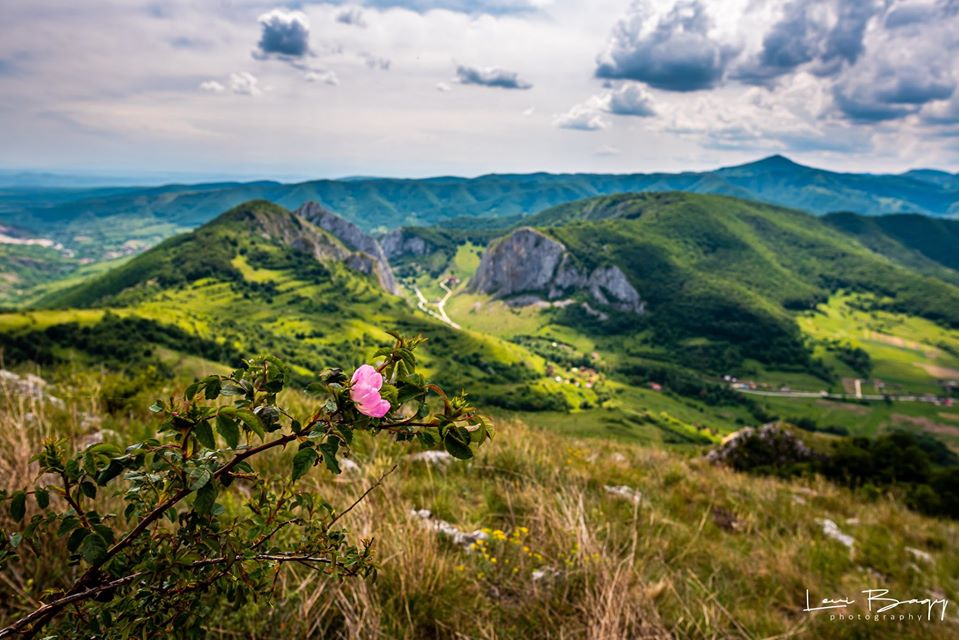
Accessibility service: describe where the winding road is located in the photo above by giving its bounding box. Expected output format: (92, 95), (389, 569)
(412, 282), (461, 330)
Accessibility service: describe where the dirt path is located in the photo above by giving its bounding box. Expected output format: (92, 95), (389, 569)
(412, 284), (460, 330)
(436, 281), (461, 330)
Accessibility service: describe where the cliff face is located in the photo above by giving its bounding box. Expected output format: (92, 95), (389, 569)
(380, 229), (433, 261)
(295, 202), (398, 294)
(469, 227), (644, 313)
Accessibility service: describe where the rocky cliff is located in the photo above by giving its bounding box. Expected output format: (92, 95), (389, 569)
(469, 227), (644, 313)
(295, 202), (398, 294)
(380, 229), (434, 261)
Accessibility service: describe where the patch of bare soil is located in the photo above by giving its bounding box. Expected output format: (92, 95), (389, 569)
(893, 414), (959, 437)
(913, 362), (959, 379)
(865, 330), (941, 359)
(816, 399), (869, 414)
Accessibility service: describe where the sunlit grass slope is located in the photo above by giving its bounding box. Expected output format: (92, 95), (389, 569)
(2, 375), (956, 639)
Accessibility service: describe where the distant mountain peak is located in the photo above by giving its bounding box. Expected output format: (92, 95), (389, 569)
(736, 154), (806, 171)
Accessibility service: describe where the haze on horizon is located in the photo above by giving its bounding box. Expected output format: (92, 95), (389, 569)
(2, 0), (959, 181)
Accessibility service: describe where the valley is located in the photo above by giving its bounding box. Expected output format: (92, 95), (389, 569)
(3, 175), (959, 638)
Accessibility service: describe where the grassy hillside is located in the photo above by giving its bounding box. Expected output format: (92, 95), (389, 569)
(2, 372), (957, 638)
(499, 193), (959, 373)
(824, 212), (959, 279)
(3, 196), (959, 637)
(0, 243), (77, 305)
(7, 197), (959, 452)
(3, 202), (582, 415)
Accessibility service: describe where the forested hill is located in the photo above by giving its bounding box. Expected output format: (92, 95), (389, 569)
(3, 155), (957, 264)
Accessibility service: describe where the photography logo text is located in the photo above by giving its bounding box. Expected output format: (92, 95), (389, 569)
(805, 588), (950, 623)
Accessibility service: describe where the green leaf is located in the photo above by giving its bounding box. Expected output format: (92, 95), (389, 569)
(416, 432), (436, 447)
(193, 479), (217, 516)
(319, 439), (341, 474)
(194, 421), (216, 450)
(93, 524), (116, 545)
(86, 443), (121, 457)
(334, 422), (354, 445)
(10, 491), (26, 522)
(80, 481), (97, 499)
(57, 515), (79, 537)
(67, 527), (90, 552)
(291, 447), (319, 482)
(189, 467), (212, 491)
(149, 400), (164, 413)
(97, 459), (125, 486)
(9, 532), (22, 548)
(220, 384), (245, 397)
(443, 432), (473, 460)
(203, 378), (221, 400)
(216, 415), (240, 449)
(236, 410), (265, 441)
(34, 487), (49, 509)
(80, 532), (108, 565)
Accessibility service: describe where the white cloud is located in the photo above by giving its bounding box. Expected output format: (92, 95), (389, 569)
(199, 80), (225, 94)
(229, 72), (261, 96)
(554, 102), (609, 131)
(305, 70), (340, 86)
(555, 82), (655, 131)
(606, 83), (655, 117)
(360, 52), (391, 70)
(455, 65), (532, 89)
(2, 0), (959, 177)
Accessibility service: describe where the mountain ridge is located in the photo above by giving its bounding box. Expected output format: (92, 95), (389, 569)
(4, 155), (958, 266)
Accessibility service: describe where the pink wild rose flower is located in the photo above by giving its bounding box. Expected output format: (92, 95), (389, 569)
(350, 364), (391, 418)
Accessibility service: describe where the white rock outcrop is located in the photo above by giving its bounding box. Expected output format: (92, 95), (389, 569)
(295, 202), (399, 294)
(470, 227), (644, 314)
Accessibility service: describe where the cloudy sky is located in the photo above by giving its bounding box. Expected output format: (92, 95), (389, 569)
(2, 0), (958, 180)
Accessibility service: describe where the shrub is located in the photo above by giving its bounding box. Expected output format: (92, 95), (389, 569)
(0, 333), (490, 638)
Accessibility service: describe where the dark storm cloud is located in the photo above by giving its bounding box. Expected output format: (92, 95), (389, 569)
(834, 66), (955, 121)
(814, 0), (878, 76)
(256, 9), (311, 58)
(734, 0), (880, 85)
(826, 1), (959, 122)
(742, 1), (823, 82)
(455, 65), (532, 89)
(595, 1), (736, 92)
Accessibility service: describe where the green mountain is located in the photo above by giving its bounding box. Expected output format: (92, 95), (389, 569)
(6, 194), (959, 448)
(5, 201), (566, 413)
(3, 155), (957, 268)
(823, 211), (959, 278)
(452, 192), (959, 389)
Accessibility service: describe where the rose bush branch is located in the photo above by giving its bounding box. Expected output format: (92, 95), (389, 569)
(0, 332), (491, 638)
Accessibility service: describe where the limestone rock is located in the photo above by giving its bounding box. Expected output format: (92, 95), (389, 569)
(381, 229), (433, 260)
(295, 202), (398, 294)
(470, 227), (644, 313)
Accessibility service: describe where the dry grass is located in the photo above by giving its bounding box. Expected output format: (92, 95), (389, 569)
(2, 377), (959, 639)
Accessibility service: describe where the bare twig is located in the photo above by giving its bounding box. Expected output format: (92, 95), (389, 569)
(327, 465), (397, 530)
(0, 553), (358, 638)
